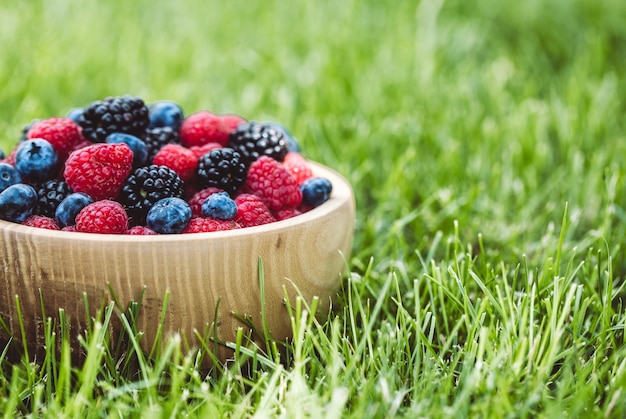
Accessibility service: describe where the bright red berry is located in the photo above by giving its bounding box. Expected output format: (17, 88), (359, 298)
(153, 144), (199, 182)
(126, 225), (157, 235)
(22, 215), (60, 230)
(182, 217), (241, 233)
(189, 142), (222, 159)
(27, 117), (83, 160)
(274, 207), (302, 221)
(234, 193), (276, 227)
(187, 187), (223, 217)
(64, 143), (133, 200)
(180, 111), (231, 147)
(75, 200), (128, 234)
(220, 114), (246, 131)
(244, 156), (302, 211)
(283, 152), (313, 184)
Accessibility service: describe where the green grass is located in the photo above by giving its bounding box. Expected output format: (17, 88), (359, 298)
(2, 0), (626, 416)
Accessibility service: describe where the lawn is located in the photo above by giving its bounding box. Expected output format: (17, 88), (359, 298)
(1, 0), (626, 417)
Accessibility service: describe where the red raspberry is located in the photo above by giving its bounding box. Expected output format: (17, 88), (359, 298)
(22, 215), (60, 230)
(61, 225), (77, 232)
(75, 200), (128, 234)
(27, 117), (83, 160)
(283, 152), (313, 184)
(2, 148), (17, 166)
(244, 156), (302, 211)
(274, 207), (302, 221)
(187, 187), (223, 217)
(64, 143), (133, 200)
(153, 144), (199, 182)
(182, 217), (241, 233)
(234, 193), (276, 227)
(126, 225), (157, 235)
(220, 114), (246, 131)
(180, 111), (232, 147)
(189, 142), (222, 159)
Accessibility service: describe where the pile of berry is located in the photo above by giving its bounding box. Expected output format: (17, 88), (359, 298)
(0, 95), (333, 234)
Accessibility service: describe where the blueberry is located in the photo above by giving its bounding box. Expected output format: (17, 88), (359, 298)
(0, 148), (5, 160)
(106, 132), (148, 167)
(14, 138), (58, 182)
(66, 107), (84, 123)
(55, 192), (94, 227)
(300, 177), (333, 207)
(148, 101), (184, 131)
(201, 191), (238, 220)
(0, 183), (38, 223)
(146, 197), (191, 234)
(0, 163), (22, 193)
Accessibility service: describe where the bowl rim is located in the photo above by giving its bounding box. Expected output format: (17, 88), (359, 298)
(0, 161), (354, 243)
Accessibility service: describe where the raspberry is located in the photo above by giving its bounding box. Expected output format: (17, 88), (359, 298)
(78, 95), (150, 143)
(283, 152), (313, 184)
(244, 156), (302, 211)
(233, 193), (276, 227)
(274, 207), (302, 221)
(153, 144), (198, 182)
(27, 117), (83, 159)
(189, 142), (222, 159)
(196, 148), (247, 196)
(75, 199), (128, 234)
(187, 187), (223, 217)
(228, 122), (288, 165)
(180, 111), (237, 147)
(126, 225), (157, 235)
(64, 143), (134, 201)
(22, 215), (60, 230)
(182, 217), (241, 233)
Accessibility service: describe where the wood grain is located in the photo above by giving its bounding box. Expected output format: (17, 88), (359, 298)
(0, 162), (355, 364)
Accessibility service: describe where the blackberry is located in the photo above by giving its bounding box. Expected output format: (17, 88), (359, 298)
(196, 148), (247, 196)
(227, 122), (288, 165)
(20, 119), (41, 142)
(36, 180), (73, 218)
(119, 165), (185, 225)
(142, 126), (181, 163)
(78, 95), (150, 143)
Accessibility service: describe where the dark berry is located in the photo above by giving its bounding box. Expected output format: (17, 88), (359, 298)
(0, 163), (22, 192)
(0, 148), (5, 160)
(300, 177), (333, 207)
(119, 164), (185, 225)
(266, 122), (301, 153)
(227, 121), (288, 165)
(146, 197), (191, 234)
(15, 138), (59, 182)
(196, 148), (247, 196)
(106, 132), (149, 167)
(201, 191), (237, 220)
(142, 126), (182, 163)
(78, 95), (150, 142)
(55, 192), (94, 227)
(0, 183), (38, 223)
(149, 101), (184, 131)
(35, 180), (73, 218)
(20, 119), (41, 142)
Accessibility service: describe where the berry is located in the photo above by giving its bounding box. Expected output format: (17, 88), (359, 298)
(228, 121), (288, 165)
(187, 187), (223, 217)
(66, 107), (84, 123)
(274, 207), (302, 221)
(283, 152), (313, 184)
(189, 142), (222, 159)
(126, 225), (157, 235)
(0, 183), (38, 223)
(75, 200), (128, 234)
(233, 193), (276, 227)
(153, 144), (198, 182)
(35, 179), (73, 218)
(106, 132), (148, 167)
(15, 138), (59, 183)
(182, 217), (241, 233)
(118, 165), (185, 225)
(0, 163), (22, 192)
(64, 143), (134, 201)
(78, 95), (150, 143)
(300, 177), (332, 208)
(244, 156), (302, 211)
(0, 148), (5, 160)
(149, 100), (184, 131)
(20, 120), (41, 142)
(196, 148), (247, 196)
(22, 215), (60, 230)
(143, 126), (182, 163)
(180, 111), (234, 147)
(2, 149), (17, 167)
(26, 117), (83, 159)
(201, 191), (237, 220)
(266, 122), (301, 153)
(55, 192), (93, 227)
(146, 197), (191, 234)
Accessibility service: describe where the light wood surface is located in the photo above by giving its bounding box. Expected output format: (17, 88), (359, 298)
(0, 162), (355, 364)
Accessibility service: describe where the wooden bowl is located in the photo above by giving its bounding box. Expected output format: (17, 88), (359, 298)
(0, 162), (355, 364)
